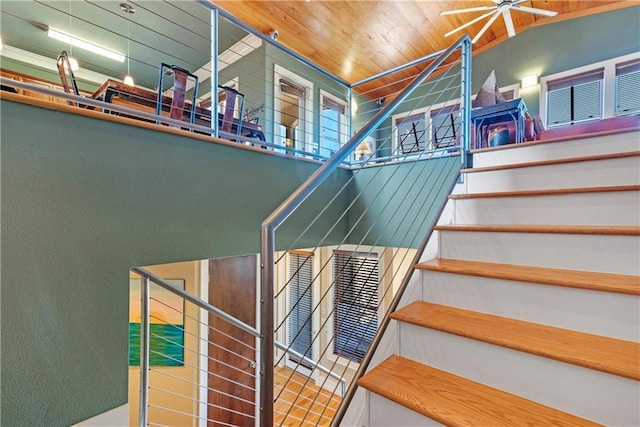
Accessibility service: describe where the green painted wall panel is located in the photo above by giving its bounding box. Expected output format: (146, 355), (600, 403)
(374, 6), (640, 157)
(471, 6), (640, 117)
(348, 156), (460, 248)
(0, 99), (350, 426)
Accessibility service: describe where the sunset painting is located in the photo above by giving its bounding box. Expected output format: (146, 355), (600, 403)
(129, 278), (185, 366)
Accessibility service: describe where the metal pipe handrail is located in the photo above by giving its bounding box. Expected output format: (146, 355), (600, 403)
(0, 77), (218, 134)
(131, 267), (260, 338)
(260, 33), (471, 426)
(261, 33), (469, 233)
(351, 48), (446, 88)
(0, 77), (355, 162)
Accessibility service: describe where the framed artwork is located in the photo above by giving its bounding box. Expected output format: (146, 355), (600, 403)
(129, 278), (185, 366)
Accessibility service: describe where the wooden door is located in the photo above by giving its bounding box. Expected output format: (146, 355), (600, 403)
(208, 255), (257, 426)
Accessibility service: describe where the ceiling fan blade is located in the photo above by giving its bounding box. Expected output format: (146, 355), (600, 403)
(502, 10), (516, 37)
(440, 6), (495, 16)
(511, 5), (558, 17)
(444, 10), (496, 37)
(472, 11), (501, 44)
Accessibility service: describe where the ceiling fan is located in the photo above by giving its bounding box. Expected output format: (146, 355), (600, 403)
(441, 0), (558, 43)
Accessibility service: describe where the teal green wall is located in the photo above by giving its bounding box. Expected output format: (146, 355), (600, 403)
(349, 156), (460, 248)
(0, 99), (351, 426)
(374, 6), (640, 157)
(472, 6), (640, 117)
(219, 45), (268, 126)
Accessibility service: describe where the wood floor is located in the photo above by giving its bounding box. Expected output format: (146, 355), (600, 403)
(273, 366), (342, 426)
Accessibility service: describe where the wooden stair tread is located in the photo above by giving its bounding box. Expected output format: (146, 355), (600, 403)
(434, 224), (640, 235)
(391, 301), (640, 380)
(449, 184), (640, 199)
(462, 151), (639, 174)
(358, 355), (602, 427)
(416, 258), (640, 296)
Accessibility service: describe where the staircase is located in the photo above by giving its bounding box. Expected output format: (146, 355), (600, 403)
(356, 130), (640, 426)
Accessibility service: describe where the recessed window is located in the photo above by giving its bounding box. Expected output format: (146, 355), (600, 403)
(333, 250), (379, 363)
(396, 113), (427, 154)
(546, 68), (603, 128)
(430, 105), (460, 149)
(320, 94), (348, 158)
(287, 252), (314, 367)
(615, 59), (640, 116)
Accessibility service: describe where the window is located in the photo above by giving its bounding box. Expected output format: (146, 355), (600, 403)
(430, 105), (460, 149)
(287, 252), (314, 366)
(546, 68), (604, 128)
(396, 113), (427, 154)
(319, 93), (348, 158)
(279, 79), (305, 151)
(274, 66), (314, 155)
(333, 250), (379, 363)
(615, 59), (640, 116)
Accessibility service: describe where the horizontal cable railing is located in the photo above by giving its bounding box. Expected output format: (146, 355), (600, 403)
(131, 265), (348, 426)
(1, 1), (471, 167)
(131, 267), (260, 427)
(261, 34), (472, 426)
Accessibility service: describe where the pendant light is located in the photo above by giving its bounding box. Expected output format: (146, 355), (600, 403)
(121, 3), (135, 86)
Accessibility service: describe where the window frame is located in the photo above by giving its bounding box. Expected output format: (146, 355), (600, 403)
(326, 246), (383, 367)
(284, 251), (319, 376)
(273, 64), (315, 155)
(615, 58), (640, 117)
(545, 68), (604, 128)
(319, 90), (349, 159)
(390, 83), (519, 158)
(540, 52), (639, 128)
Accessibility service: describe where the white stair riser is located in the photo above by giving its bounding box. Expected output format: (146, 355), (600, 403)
(438, 230), (640, 275)
(367, 392), (443, 427)
(453, 191), (640, 226)
(398, 323), (640, 427)
(472, 131), (640, 168)
(464, 156), (640, 193)
(420, 270), (640, 341)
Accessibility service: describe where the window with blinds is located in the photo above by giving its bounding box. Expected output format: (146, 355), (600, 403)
(615, 59), (640, 116)
(396, 113), (427, 154)
(288, 253), (314, 365)
(333, 250), (379, 363)
(546, 68), (603, 128)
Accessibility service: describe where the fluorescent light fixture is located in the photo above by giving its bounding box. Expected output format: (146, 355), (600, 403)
(521, 73), (538, 89)
(47, 28), (125, 62)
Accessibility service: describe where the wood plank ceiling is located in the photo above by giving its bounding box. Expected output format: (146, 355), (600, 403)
(212, 0), (635, 98)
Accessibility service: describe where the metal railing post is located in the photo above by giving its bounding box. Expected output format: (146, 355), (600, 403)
(461, 37), (473, 169)
(138, 276), (150, 427)
(259, 225), (275, 426)
(211, 7), (219, 138)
